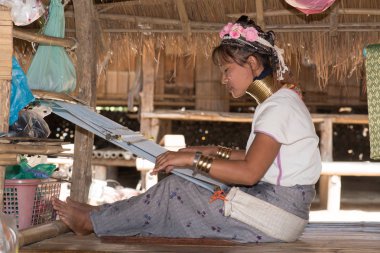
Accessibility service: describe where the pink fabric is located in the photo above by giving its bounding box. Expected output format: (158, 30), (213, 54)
(285, 0), (336, 15)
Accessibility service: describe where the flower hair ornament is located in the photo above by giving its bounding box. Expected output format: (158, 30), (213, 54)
(219, 22), (288, 80)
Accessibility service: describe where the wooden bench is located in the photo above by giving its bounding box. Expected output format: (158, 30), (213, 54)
(20, 222), (380, 253)
(321, 161), (380, 211)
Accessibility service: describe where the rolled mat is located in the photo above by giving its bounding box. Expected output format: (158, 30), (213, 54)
(365, 44), (380, 160)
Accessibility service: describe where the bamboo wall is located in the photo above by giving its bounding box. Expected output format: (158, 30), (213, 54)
(95, 46), (366, 112)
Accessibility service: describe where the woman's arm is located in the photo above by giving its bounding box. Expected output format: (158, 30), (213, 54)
(209, 133), (280, 185)
(153, 132), (280, 186)
(179, 146), (246, 160)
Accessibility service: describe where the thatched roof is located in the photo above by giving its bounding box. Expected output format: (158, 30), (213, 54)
(60, 0), (380, 90)
(10, 0), (380, 100)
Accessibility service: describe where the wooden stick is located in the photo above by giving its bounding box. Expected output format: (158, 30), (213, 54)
(18, 221), (71, 247)
(0, 144), (65, 155)
(13, 27), (77, 48)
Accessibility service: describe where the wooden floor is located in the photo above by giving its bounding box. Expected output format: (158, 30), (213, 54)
(21, 222), (380, 253)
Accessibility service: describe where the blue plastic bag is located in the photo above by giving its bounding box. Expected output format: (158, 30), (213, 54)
(26, 0), (76, 92)
(9, 56), (35, 125)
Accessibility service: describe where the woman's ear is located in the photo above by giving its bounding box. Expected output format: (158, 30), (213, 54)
(247, 56), (259, 71)
(247, 56), (263, 76)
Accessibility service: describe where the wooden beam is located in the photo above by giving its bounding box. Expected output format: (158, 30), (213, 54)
(140, 110), (368, 124)
(255, 0), (265, 30)
(227, 9), (302, 18)
(65, 11), (223, 29)
(13, 27), (76, 48)
(65, 21), (380, 34)
(97, 0), (172, 13)
(175, 0), (191, 38)
(96, 0), (172, 9)
(227, 8), (380, 18)
(338, 8), (380, 15)
(0, 5), (13, 210)
(321, 161), (380, 176)
(70, 0), (97, 203)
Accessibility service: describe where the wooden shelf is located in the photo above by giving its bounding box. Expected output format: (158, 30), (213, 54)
(92, 158), (136, 167)
(141, 109), (369, 124)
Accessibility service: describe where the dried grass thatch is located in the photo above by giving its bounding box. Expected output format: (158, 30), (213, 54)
(15, 0), (380, 92)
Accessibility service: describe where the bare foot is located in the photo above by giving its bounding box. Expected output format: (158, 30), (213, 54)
(66, 197), (100, 212)
(52, 198), (94, 235)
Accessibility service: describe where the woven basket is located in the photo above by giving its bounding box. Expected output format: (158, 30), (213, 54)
(3, 179), (62, 230)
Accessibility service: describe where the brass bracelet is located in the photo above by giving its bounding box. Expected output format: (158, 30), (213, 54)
(216, 146), (232, 160)
(195, 155), (214, 174)
(192, 151), (202, 175)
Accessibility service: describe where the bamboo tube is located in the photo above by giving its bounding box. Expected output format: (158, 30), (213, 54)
(13, 27), (77, 48)
(0, 144), (66, 155)
(18, 221), (71, 247)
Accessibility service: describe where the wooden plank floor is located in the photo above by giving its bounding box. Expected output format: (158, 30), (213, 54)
(20, 222), (380, 253)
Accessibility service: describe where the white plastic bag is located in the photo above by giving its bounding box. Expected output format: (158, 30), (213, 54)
(0, 0), (45, 26)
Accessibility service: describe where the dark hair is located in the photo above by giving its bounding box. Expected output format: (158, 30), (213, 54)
(212, 15), (277, 71)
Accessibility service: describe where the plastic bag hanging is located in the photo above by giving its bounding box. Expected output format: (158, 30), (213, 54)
(10, 56), (35, 125)
(27, 0), (76, 93)
(0, 0), (45, 26)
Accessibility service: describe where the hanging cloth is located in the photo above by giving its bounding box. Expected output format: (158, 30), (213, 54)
(365, 44), (380, 160)
(285, 0), (336, 15)
(27, 0), (76, 93)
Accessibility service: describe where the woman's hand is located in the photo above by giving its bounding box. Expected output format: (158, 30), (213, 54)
(152, 151), (195, 175)
(178, 146), (217, 156)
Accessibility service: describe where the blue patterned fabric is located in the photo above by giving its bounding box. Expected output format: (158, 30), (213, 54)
(91, 175), (315, 243)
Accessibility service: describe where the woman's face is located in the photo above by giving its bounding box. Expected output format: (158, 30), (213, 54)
(219, 61), (255, 98)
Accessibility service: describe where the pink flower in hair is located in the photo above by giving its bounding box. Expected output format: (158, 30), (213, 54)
(242, 27), (258, 42)
(219, 22), (234, 38)
(230, 24), (244, 39)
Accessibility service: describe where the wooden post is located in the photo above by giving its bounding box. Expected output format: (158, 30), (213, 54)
(70, 0), (97, 202)
(255, 0), (265, 30)
(140, 40), (160, 141)
(319, 118), (333, 210)
(0, 6), (13, 210)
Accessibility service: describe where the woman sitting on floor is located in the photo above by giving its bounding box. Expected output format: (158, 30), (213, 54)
(53, 15), (322, 243)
